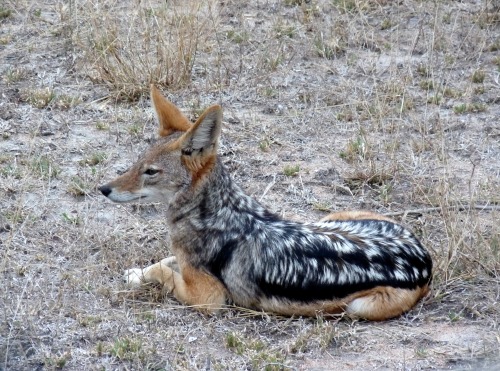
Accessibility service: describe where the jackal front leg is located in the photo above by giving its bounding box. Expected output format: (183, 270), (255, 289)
(165, 265), (228, 313)
(124, 256), (177, 287)
(125, 259), (227, 312)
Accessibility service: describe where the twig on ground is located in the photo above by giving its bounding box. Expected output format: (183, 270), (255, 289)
(259, 175), (276, 202)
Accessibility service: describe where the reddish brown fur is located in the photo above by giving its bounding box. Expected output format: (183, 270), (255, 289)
(169, 261), (227, 312)
(182, 154), (217, 187)
(152, 85), (191, 136)
(177, 105), (222, 185)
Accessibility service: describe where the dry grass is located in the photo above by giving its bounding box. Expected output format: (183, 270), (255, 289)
(72, 0), (219, 100)
(1, 0), (499, 370)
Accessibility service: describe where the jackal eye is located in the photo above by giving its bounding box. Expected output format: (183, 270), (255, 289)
(143, 168), (160, 176)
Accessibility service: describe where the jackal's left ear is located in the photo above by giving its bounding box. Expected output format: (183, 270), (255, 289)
(180, 105), (222, 171)
(150, 85), (191, 137)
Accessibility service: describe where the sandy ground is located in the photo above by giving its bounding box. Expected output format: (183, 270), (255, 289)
(1, 1), (499, 370)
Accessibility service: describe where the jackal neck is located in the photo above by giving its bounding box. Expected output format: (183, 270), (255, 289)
(170, 159), (275, 223)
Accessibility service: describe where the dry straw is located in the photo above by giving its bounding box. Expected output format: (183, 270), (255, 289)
(73, 0), (218, 100)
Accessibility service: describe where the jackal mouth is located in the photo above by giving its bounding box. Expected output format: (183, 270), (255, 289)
(118, 194), (149, 202)
(134, 193), (159, 203)
(99, 185), (150, 203)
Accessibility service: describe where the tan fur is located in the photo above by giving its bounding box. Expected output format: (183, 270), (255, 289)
(126, 255), (227, 313)
(346, 286), (430, 320)
(321, 210), (395, 223)
(170, 262), (227, 312)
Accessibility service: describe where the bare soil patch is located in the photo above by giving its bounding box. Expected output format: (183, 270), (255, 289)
(1, 1), (499, 370)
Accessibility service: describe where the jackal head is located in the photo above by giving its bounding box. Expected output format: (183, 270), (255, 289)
(98, 85), (222, 204)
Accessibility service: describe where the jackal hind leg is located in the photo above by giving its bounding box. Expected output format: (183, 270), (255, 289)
(345, 286), (429, 321)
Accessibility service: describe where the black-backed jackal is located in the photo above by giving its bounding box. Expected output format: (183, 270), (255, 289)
(99, 86), (432, 320)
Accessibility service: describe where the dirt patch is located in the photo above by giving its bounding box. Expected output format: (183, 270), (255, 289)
(1, 0), (499, 370)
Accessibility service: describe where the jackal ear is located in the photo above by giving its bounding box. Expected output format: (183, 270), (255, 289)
(150, 85), (191, 137)
(180, 105), (222, 160)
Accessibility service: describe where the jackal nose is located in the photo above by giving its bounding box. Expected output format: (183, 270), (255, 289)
(98, 185), (112, 197)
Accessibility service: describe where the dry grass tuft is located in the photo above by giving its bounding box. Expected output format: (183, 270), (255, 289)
(73, 0), (218, 100)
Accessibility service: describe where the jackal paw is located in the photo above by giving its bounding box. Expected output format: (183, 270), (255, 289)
(124, 268), (144, 287)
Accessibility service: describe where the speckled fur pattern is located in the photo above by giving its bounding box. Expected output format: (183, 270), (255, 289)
(99, 86), (433, 320)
